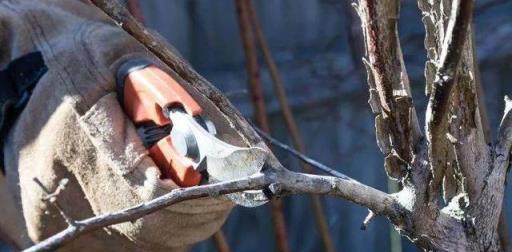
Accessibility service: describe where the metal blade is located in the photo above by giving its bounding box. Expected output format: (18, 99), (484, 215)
(205, 147), (267, 181)
(168, 109), (269, 206)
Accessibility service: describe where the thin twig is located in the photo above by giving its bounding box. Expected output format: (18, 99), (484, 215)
(253, 126), (351, 180)
(234, 1), (290, 252)
(33, 178), (74, 226)
(225, 89), (249, 98)
(245, 1), (335, 251)
(360, 210), (376, 231)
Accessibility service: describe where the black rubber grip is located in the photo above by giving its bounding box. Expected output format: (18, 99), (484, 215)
(115, 58), (153, 106)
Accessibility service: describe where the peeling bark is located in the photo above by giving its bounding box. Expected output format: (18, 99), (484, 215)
(358, 0), (510, 250)
(356, 0), (422, 166)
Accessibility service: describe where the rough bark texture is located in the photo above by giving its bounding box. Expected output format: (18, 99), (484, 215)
(355, 0), (512, 251)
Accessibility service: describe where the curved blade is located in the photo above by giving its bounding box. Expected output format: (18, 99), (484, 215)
(168, 109), (269, 207)
(202, 142), (268, 207)
(205, 147), (267, 181)
(169, 109), (268, 176)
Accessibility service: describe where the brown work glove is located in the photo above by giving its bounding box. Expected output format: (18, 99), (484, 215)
(0, 0), (232, 251)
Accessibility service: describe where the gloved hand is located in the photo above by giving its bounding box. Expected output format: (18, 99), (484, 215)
(0, 1), (232, 251)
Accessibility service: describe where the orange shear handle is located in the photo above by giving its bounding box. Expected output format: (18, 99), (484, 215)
(118, 60), (202, 187)
(121, 63), (202, 124)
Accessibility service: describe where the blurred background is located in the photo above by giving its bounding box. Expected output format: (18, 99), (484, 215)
(3, 0), (512, 251)
(136, 1), (512, 251)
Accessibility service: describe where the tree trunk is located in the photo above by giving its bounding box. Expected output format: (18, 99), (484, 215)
(355, 0), (511, 250)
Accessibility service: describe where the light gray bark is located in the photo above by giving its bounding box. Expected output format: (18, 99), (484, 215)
(24, 169), (402, 252)
(356, 0), (512, 251)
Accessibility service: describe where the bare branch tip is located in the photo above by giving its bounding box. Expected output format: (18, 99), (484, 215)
(33, 177), (75, 227)
(505, 95), (512, 107)
(360, 210), (376, 231)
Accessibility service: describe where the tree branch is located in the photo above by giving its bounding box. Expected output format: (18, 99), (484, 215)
(427, 0), (474, 129)
(280, 172), (399, 217)
(24, 110), (401, 252)
(356, 0), (422, 181)
(33, 178), (75, 226)
(16, 1), (508, 251)
(24, 167), (399, 252)
(468, 22), (509, 250)
(253, 126), (351, 179)
(417, 0), (458, 203)
(418, 3), (507, 249)
(23, 174), (267, 252)
(424, 0), (488, 203)
(452, 20), (489, 197)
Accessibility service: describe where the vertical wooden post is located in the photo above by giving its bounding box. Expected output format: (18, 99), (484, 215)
(212, 231), (232, 252)
(245, 2), (335, 252)
(234, 1), (291, 252)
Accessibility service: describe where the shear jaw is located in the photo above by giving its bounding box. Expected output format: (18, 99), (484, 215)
(167, 108), (267, 183)
(167, 108), (270, 207)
